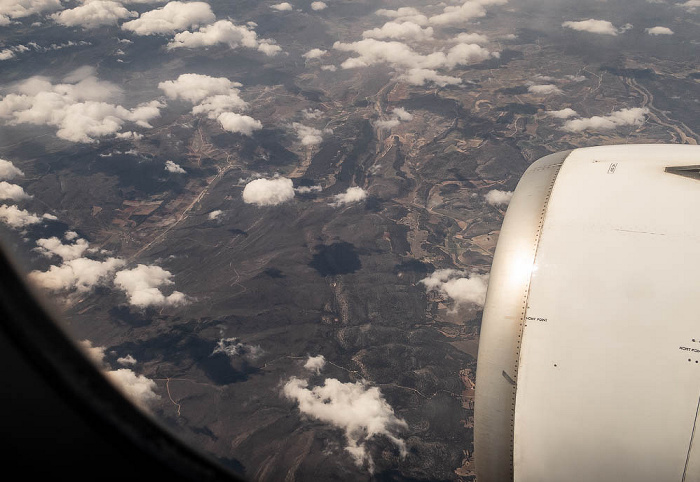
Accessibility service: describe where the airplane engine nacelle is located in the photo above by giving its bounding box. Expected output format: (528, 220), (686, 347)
(474, 145), (700, 482)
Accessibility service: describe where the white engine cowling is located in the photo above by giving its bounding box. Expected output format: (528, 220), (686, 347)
(475, 145), (700, 482)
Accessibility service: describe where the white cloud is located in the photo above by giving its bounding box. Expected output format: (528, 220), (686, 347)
(117, 354), (137, 366)
(165, 160), (186, 173)
(333, 38), (495, 85)
(80, 339), (107, 365)
(401, 68), (461, 87)
(208, 209), (222, 220)
(283, 377), (407, 470)
(0, 204), (50, 228)
(547, 108), (578, 119)
(168, 20), (281, 56)
(562, 19), (621, 35)
(392, 107), (412, 121)
(0, 0), (62, 20)
(35, 236), (90, 261)
(375, 107), (413, 130)
(330, 186), (367, 207)
(646, 26), (674, 35)
(65, 230), (79, 241)
(453, 32), (489, 44)
(565, 74), (587, 82)
(0, 48), (16, 60)
(29, 257), (125, 292)
(292, 122), (331, 145)
(270, 2), (293, 11)
(562, 107), (649, 132)
(159, 74), (261, 133)
(158, 73), (251, 121)
(81, 339), (159, 408)
(375, 6), (428, 26)
(52, 1), (137, 29)
(485, 189), (513, 206)
(310, 1), (326, 10)
(114, 264), (187, 308)
(295, 185), (322, 194)
(242, 177), (295, 206)
(122, 1), (215, 35)
(217, 112), (262, 136)
(304, 354), (326, 374)
(212, 337), (263, 360)
(362, 21), (434, 42)
(104, 368), (160, 408)
(0, 71), (163, 142)
(0, 181), (31, 201)
(335, 39), (493, 70)
(420, 269), (490, 307)
(320, 65), (337, 71)
(528, 84), (561, 95)
(429, 0), (508, 26)
(303, 48), (326, 59)
(678, 0), (700, 12)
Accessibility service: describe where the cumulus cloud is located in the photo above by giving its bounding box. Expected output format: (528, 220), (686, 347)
(159, 73), (239, 104)
(283, 377), (407, 470)
(333, 38), (495, 85)
(485, 189), (513, 206)
(217, 112), (262, 136)
(453, 32), (489, 44)
(401, 68), (461, 87)
(29, 257), (125, 292)
(80, 339), (107, 365)
(429, 0), (508, 26)
(51, 1), (137, 29)
(104, 369), (160, 408)
(117, 354), (137, 366)
(304, 354), (326, 374)
(375, 107), (413, 130)
(362, 21), (434, 42)
(113, 264), (187, 308)
(0, 204), (51, 228)
(562, 107), (649, 132)
(168, 20), (281, 56)
(679, 0), (700, 12)
(0, 70), (163, 142)
(392, 107), (412, 121)
(212, 337), (263, 361)
(562, 19), (621, 35)
(528, 84), (561, 95)
(547, 108), (578, 119)
(375, 6), (428, 26)
(122, 1), (215, 35)
(35, 235), (90, 261)
(330, 186), (367, 207)
(303, 48), (326, 59)
(165, 160), (186, 173)
(270, 2), (292, 11)
(292, 122), (332, 145)
(310, 1), (326, 10)
(208, 209), (222, 220)
(81, 339), (159, 408)
(0, 0), (62, 21)
(295, 185), (322, 194)
(242, 177), (295, 206)
(320, 64), (337, 71)
(0, 181), (31, 201)
(159, 74), (261, 132)
(421, 269), (489, 307)
(646, 26), (674, 35)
